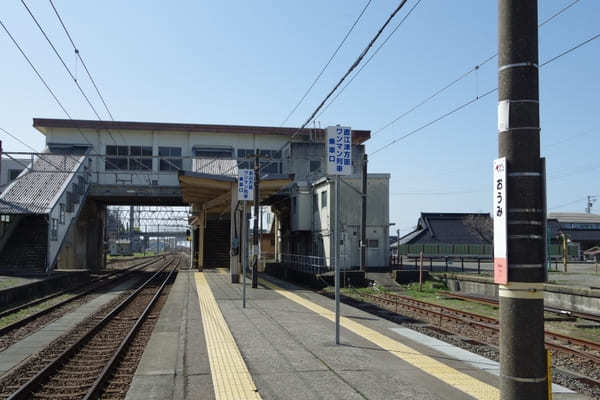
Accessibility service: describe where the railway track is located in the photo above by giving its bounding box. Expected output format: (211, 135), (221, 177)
(440, 291), (600, 323)
(358, 291), (600, 365)
(0, 256), (167, 352)
(0, 255), (180, 400)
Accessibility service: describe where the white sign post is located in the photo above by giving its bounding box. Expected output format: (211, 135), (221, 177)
(238, 169), (254, 308)
(326, 126), (352, 345)
(493, 157), (508, 285)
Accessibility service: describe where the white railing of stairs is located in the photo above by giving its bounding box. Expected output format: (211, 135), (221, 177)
(45, 153), (93, 273)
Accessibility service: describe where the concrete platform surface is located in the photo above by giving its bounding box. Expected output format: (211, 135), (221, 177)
(127, 270), (589, 400)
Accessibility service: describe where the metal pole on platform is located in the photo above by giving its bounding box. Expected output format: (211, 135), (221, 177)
(335, 175), (340, 345)
(498, 1), (546, 398)
(360, 154), (367, 272)
(242, 201), (247, 308)
(252, 150), (259, 288)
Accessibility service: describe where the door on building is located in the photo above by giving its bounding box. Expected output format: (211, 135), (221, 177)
(348, 227), (360, 268)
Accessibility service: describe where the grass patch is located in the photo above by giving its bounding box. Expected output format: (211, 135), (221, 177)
(0, 277), (31, 290)
(0, 294), (75, 329)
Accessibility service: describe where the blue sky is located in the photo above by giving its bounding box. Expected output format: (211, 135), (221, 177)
(1, 1), (599, 234)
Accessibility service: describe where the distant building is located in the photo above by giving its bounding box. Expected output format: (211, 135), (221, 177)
(393, 213), (492, 259)
(548, 212), (600, 254)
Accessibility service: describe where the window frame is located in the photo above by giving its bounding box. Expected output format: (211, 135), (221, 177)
(321, 190), (327, 209)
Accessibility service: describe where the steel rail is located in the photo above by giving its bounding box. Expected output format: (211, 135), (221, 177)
(352, 289), (600, 364)
(0, 256), (166, 337)
(83, 258), (180, 399)
(441, 290), (600, 323)
(0, 255), (163, 319)
(7, 257), (175, 400)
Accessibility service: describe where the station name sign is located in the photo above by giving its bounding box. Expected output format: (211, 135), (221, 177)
(493, 157), (508, 284)
(326, 126), (352, 176)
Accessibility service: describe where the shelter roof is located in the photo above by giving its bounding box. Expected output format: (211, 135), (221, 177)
(33, 118), (371, 144)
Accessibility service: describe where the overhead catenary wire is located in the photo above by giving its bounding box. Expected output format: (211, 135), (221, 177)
(48, 0), (115, 121)
(20, 0), (121, 147)
(0, 19), (124, 171)
(249, 0), (413, 179)
(280, 0), (372, 127)
(315, 0), (424, 120)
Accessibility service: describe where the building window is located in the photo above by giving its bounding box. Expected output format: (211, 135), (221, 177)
(0, 215), (10, 223)
(50, 218), (58, 241)
(9, 169), (22, 181)
(368, 239), (379, 248)
(159, 147), (182, 171)
(321, 191), (327, 209)
(194, 147), (234, 159)
(237, 149), (282, 173)
(310, 160), (321, 173)
(59, 204), (65, 224)
(129, 146), (153, 170)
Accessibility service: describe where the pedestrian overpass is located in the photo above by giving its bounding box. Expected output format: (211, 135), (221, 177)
(0, 118), (300, 276)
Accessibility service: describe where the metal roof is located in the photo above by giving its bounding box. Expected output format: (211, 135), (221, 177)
(193, 158), (238, 177)
(33, 118), (372, 144)
(548, 213), (600, 224)
(0, 154), (84, 214)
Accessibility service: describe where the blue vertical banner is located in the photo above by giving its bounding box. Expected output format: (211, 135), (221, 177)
(326, 126), (352, 176)
(238, 169), (254, 201)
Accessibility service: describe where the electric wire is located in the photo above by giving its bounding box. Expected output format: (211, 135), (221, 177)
(370, 28), (600, 157)
(315, 0), (424, 120)
(370, 0), (583, 139)
(20, 0), (112, 141)
(249, 0), (413, 179)
(0, 19), (72, 120)
(280, 0), (372, 126)
(48, 0), (115, 121)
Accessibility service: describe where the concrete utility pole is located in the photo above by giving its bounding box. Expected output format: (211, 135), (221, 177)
(360, 154), (367, 272)
(498, 1), (547, 399)
(129, 205), (134, 251)
(252, 150), (259, 288)
(585, 195), (597, 214)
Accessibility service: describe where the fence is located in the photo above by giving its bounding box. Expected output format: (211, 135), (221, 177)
(281, 253), (331, 275)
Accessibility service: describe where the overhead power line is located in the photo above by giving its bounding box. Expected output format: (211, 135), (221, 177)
(372, 0), (583, 139)
(371, 28), (600, 158)
(294, 0), (411, 137)
(249, 0), (414, 178)
(315, 0), (424, 120)
(21, 1), (107, 126)
(280, 0), (372, 126)
(48, 0), (115, 121)
(0, 19), (72, 119)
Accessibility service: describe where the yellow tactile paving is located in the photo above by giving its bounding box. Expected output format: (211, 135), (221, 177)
(195, 272), (261, 400)
(260, 278), (500, 400)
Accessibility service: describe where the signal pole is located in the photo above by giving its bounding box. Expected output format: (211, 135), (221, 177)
(498, 1), (547, 399)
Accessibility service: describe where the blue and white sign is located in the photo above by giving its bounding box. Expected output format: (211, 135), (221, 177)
(238, 169), (254, 201)
(326, 126), (352, 176)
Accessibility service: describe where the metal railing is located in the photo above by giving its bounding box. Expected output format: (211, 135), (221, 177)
(281, 253), (331, 275)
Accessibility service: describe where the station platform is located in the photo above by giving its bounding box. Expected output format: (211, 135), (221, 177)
(126, 270), (586, 400)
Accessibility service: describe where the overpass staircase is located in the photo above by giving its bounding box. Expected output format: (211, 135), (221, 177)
(0, 152), (91, 275)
